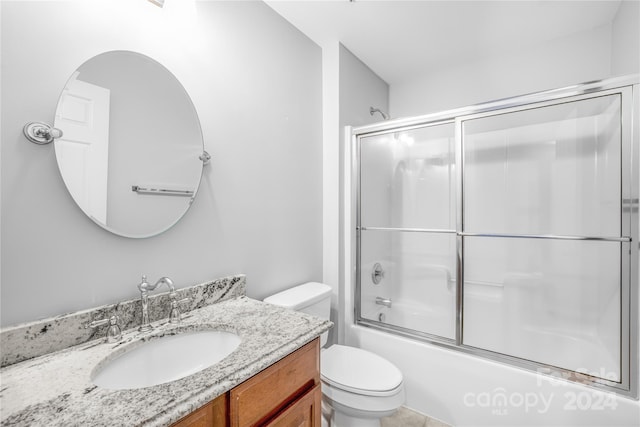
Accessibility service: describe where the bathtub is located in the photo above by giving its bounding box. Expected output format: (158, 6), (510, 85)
(345, 315), (639, 427)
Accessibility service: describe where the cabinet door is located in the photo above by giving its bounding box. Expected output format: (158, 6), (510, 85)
(171, 394), (228, 427)
(230, 339), (319, 427)
(265, 384), (321, 427)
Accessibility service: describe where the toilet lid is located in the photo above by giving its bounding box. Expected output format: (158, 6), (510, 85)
(321, 345), (403, 394)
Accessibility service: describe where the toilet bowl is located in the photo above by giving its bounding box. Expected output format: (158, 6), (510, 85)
(264, 282), (405, 427)
(321, 344), (405, 426)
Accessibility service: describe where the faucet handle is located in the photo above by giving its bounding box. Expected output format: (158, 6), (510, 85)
(86, 315), (122, 343)
(86, 318), (108, 329)
(138, 275), (149, 292)
(169, 297), (191, 324)
(105, 315), (122, 343)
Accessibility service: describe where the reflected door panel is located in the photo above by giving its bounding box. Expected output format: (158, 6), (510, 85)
(55, 75), (110, 224)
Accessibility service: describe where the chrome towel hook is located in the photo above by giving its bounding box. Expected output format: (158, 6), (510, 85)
(23, 122), (63, 145)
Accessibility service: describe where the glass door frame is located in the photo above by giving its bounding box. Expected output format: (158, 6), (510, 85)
(351, 75), (639, 398)
(355, 118), (459, 345)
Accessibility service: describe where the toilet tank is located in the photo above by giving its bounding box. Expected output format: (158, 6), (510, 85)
(264, 282), (331, 346)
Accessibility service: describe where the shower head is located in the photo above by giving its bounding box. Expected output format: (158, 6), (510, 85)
(370, 107), (390, 121)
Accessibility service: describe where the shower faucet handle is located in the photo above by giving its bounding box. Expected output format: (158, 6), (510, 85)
(372, 262), (385, 284)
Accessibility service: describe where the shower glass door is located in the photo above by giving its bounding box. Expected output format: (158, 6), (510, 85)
(460, 93), (627, 382)
(358, 123), (457, 340)
(354, 77), (637, 396)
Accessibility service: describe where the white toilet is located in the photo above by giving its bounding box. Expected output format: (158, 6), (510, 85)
(264, 282), (405, 427)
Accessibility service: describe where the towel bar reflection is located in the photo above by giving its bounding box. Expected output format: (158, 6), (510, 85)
(131, 185), (194, 197)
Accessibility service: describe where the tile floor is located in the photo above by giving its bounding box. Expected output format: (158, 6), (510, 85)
(381, 406), (451, 427)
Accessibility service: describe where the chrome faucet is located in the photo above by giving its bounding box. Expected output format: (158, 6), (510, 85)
(375, 296), (392, 308)
(137, 275), (176, 332)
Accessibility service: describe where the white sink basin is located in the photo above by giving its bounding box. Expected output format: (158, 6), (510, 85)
(91, 330), (241, 390)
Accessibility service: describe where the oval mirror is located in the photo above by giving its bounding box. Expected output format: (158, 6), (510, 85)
(53, 51), (204, 238)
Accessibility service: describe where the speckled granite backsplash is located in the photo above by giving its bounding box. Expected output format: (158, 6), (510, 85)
(0, 274), (245, 367)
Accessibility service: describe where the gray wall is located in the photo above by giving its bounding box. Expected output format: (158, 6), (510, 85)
(611, 0), (640, 76)
(337, 44), (389, 342)
(339, 45), (390, 127)
(1, 1), (323, 326)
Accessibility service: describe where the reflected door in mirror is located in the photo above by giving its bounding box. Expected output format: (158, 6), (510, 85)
(55, 73), (111, 224)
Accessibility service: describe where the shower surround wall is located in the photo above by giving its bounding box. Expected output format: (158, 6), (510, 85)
(0, 1), (322, 327)
(347, 78), (639, 426)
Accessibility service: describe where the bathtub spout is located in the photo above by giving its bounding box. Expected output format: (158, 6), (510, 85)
(375, 297), (392, 308)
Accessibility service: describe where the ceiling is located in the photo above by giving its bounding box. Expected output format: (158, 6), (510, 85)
(264, 0), (622, 85)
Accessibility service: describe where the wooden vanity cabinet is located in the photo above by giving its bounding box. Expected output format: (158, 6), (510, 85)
(171, 339), (320, 427)
(171, 394), (228, 427)
(262, 384), (321, 427)
(229, 338), (320, 426)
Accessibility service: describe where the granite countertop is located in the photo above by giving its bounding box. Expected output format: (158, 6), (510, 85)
(0, 296), (332, 426)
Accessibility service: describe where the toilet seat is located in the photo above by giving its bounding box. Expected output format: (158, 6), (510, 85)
(321, 382), (404, 419)
(321, 345), (404, 397)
